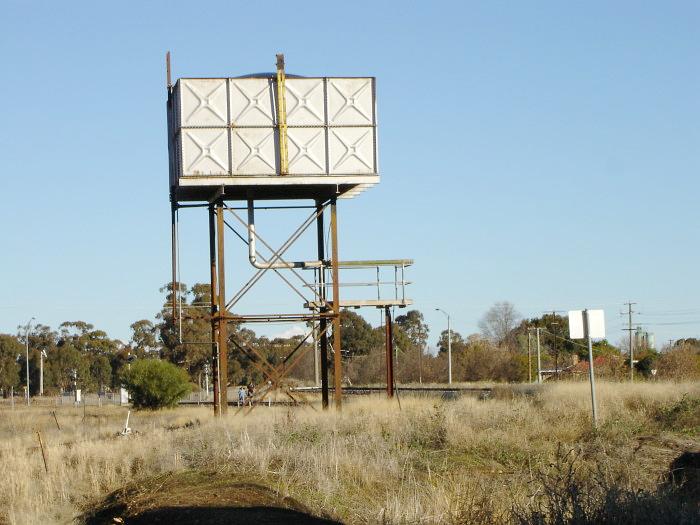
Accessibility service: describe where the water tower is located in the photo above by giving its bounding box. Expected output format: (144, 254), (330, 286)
(166, 54), (411, 414)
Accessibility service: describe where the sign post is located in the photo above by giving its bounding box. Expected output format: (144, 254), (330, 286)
(568, 309), (605, 428)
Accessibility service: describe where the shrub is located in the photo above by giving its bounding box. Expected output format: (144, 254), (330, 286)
(654, 394), (700, 434)
(121, 359), (192, 409)
(512, 446), (700, 525)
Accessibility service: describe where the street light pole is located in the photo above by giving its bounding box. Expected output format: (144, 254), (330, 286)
(40, 350), (46, 396)
(527, 329), (532, 383)
(436, 308), (452, 385)
(24, 317), (35, 406)
(536, 327), (542, 384)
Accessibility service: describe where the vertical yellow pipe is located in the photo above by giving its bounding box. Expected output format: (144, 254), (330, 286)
(276, 54), (289, 175)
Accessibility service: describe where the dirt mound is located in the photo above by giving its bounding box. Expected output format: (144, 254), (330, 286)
(81, 470), (340, 524)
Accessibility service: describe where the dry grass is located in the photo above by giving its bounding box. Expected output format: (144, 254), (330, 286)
(0, 381), (698, 524)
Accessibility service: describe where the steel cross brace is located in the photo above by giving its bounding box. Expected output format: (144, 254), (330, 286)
(228, 322), (330, 415)
(224, 207), (327, 305)
(223, 203), (329, 310)
(203, 196), (343, 414)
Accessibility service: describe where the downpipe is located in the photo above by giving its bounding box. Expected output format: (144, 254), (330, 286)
(247, 197), (323, 270)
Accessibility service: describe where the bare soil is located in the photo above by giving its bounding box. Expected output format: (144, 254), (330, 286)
(80, 470), (341, 525)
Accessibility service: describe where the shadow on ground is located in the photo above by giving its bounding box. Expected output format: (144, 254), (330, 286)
(81, 471), (340, 525)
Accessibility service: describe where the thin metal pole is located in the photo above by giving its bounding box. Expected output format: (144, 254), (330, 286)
(330, 198), (342, 409)
(536, 328), (542, 384)
(171, 205), (178, 340)
(217, 203), (228, 413)
(209, 205), (220, 415)
(385, 306), (394, 398)
(39, 352), (44, 396)
(24, 318), (34, 405)
(316, 200), (329, 409)
(313, 270), (320, 387)
(584, 310), (598, 428)
(553, 321), (558, 380)
(447, 314), (452, 385)
(527, 330), (532, 383)
(314, 328), (320, 386)
(166, 51), (172, 89)
(25, 333), (30, 405)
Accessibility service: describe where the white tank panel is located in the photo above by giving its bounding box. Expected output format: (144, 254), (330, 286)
(168, 75), (379, 201)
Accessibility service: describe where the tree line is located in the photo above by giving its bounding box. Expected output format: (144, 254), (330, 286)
(1, 290), (698, 397)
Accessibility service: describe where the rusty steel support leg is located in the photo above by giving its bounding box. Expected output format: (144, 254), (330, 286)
(217, 203), (229, 414)
(171, 203), (178, 335)
(316, 200), (329, 409)
(330, 198), (342, 410)
(385, 306), (394, 398)
(209, 205), (220, 416)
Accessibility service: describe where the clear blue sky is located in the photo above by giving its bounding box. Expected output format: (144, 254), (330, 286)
(1, 1), (698, 349)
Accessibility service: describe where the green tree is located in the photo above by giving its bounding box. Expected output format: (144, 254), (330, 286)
(27, 324), (58, 394)
(130, 320), (158, 354)
(59, 321), (118, 355)
(90, 354), (113, 393)
(339, 309), (381, 357)
(395, 310), (429, 349)
(158, 282), (245, 386)
(47, 343), (91, 392)
(437, 329), (465, 354)
(158, 282), (214, 379)
(395, 310), (429, 382)
(121, 359), (192, 409)
(0, 334), (22, 395)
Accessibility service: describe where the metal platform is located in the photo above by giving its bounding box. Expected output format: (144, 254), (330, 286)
(304, 299), (413, 309)
(173, 179), (377, 202)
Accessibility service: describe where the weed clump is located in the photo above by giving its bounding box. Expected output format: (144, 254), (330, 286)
(654, 394), (700, 434)
(513, 446), (700, 525)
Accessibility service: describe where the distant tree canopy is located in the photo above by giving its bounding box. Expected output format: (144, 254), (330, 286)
(0, 334), (22, 394)
(437, 329), (466, 354)
(2, 290), (695, 397)
(396, 310), (429, 350)
(339, 310), (381, 357)
(479, 301), (521, 348)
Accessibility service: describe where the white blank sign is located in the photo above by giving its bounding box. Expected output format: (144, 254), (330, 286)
(568, 310), (606, 339)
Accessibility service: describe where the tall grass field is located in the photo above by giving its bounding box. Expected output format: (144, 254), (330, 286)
(0, 382), (698, 524)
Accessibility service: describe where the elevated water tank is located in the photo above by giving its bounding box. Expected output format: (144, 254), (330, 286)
(167, 74), (378, 202)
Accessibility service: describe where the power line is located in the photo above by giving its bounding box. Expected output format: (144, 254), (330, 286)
(643, 320), (700, 326)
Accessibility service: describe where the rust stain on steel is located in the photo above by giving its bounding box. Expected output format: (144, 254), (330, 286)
(316, 199), (330, 409)
(385, 306), (394, 398)
(209, 204), (220, 415)
(216, 203), (228, 414)
(330, 198), (342, 410)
